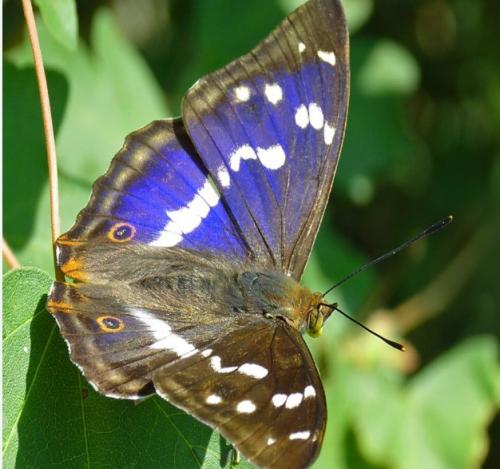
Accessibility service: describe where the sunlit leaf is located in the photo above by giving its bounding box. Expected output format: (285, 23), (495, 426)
(350, 337), (499, 469)
(34, 0), (78, 50)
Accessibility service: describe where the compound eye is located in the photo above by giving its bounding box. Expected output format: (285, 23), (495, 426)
(306, 309), (324, 338)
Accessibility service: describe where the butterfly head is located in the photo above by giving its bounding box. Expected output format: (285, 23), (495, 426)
(305, 298), (336, 338)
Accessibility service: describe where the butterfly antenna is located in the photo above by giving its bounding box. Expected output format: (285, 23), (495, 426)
(322, 303), (405, 351)
(322, 215), (453, 298)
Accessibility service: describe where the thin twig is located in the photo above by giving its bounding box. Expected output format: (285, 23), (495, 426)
(21, 0), (63, 281)
(3, 238), (21, 270)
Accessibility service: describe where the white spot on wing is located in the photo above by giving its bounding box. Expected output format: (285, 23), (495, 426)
(295, 104), (309, 129)
(286, 392), (303, 409)
(267, 437), (276, 446)
(324, 122), (336, 145)
(317, 50), (336, 66)
(133, 309), (197, 356)
(272, 393), (287, 407)
(304, 385), (316, 398)
(289, 431), (311, 440)
(149, 231), (182, 247)
(151, 179), (220, 247)
(210, 355), (238, 373)
(237, 400), (256, 414)
(229, 145), (257, 171)
(256, 144), (286, 170)
(201, 349), (213, 358)
(217, 165), (231, 187)
(198, 178), (220, 206)
(238, 363), (268, 379)
(206, 394), (222, 405)
(234, 85), (251, 102)
(308, 103), (324, 130)
(298, 42), (306, 53)
(264, 83), (283, 105)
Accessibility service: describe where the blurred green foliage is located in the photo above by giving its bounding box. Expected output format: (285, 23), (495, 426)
(3, 0), (499, 467)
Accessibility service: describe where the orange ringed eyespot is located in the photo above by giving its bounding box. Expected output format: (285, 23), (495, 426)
(108, 223), (136, 242)
(96, 315), (125, 333)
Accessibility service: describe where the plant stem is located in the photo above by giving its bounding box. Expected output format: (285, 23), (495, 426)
(21, 0), (63, 281)
(2, 238), (21, 270)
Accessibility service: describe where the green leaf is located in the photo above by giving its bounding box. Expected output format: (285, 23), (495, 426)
(338, 38), (424, 198)
(358, 40), (421, 95)
(342, 0), (374, 34)
(3, 267), (252, 467)
(6, 8), (168, 271)
(9, 8), (168, 187)
(3, 62), (68, 258)
(350, 337), (499, 469)
(34, 0), (78, 50)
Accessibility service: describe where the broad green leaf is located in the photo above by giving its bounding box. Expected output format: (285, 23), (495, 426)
(34, 0), (78, 50)
(3, 267), (252, 468)
(350, 337), (499, 469)
(9, 8), (168, 186)
(7, 8), (168, 270)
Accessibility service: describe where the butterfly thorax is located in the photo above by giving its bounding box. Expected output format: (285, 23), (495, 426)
(236, 271), (330, 336)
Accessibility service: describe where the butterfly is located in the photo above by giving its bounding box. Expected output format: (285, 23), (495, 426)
(47, 0), (349, 467)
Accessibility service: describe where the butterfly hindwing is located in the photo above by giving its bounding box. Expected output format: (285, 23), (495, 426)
(48, 245), (251, 398)
(153, 322), (326, 469)
(182, 0), (349, 278)
(49, 248), (326, 467)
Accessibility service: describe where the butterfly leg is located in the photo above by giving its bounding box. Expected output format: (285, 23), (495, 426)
(230, 448), (241, 466)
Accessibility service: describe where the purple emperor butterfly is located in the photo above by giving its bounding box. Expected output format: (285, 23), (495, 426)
(47, 0), (349, 467)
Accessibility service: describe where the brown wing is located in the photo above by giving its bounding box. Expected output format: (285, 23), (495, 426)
(153, 321), (326, 469)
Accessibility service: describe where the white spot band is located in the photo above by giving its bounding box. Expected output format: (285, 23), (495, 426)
(151, 179), (220, 247)
(133, 309), (197, 357)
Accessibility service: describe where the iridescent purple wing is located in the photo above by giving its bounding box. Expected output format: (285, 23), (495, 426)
(60, 119), (249, 259)
(182, 0), (349, 278)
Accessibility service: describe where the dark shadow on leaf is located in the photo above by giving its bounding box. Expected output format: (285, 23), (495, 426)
(344, 426), (383, 469)
(3, 62), (68, 250)
(219, 432), (233, 467)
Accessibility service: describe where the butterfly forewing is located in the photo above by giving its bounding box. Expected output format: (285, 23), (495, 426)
(182, 0), (349, 278)
(60, 119), (249, 259)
